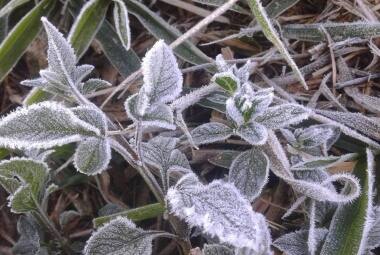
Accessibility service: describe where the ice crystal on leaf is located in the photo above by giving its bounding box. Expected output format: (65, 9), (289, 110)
(190, 122), (233, 145)
(142, 136), (191, 191)
(166, 173), (271, 253)
(113, 0), (131, 51)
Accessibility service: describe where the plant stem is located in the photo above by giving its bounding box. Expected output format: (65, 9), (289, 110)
(93, 202), (165, 227)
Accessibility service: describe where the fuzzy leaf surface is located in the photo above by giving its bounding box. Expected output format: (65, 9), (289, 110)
(235, 122), (268, 145)
(84, 217), (159, 255)
(141, 40), (183, 104)
(229, 149), (269, 201)
(0, 158), (48, 213)
(167, 174), (271, 252)
(256, 104), (310, 129)
(74, 137), (111, 175)
(0, 102), (100, 149)
(72, 105), (108, 134)
(190, 122), (233, 145)
(203, 244), (233, 255)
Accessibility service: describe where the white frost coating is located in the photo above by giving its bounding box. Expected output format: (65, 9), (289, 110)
(141, 40), (183, 104)
(316, 109), (380, 141)
(73, 137), (111, 175)
(226, 97), (244, 126)
(256, 104), (311, 129)
(41, 17), (76, 75)
(273, 229), (328, 255)
(229, 149), (269, 202)
(80, 78), (112, 94)
(84, 216), (155, 255)
(0, 101), (100, 149)
(190, 122), (233, 145)
(357, 149), (375, 255)
(308, 200), (317, 255)
(215, 54), (229, 72)
(113, 0), (131, 51)
(166, 173), (271, 252)
(203, 244), (233, 255)
(72, 104), (108, 134)
(125, 94), (175, 130)
(367, 206), (380, 249)
(235, 122), (268, 145)
(211, 71), (241, 92)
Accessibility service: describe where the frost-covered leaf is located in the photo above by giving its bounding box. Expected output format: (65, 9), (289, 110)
(41, 17), (76, 76)
(320, 150), (374, 255)
(291, 153), (357, 170)
(367, 206), (380, 249)
(345, 87), (380, 115)
(72, 105), (108, 134)
(0, 102), (100, 149)
(191, 122), (232, 145)
(229, 149), (269, 201)
(142, 136), (190, 191)
(256, 104), (310, 129)
(80, 78), (111, 94)
(20, 78), (47, 88)
(84, 216), (160, 255)
(0, 158), (48, 213)
(12, 215), (41, 255)
(273, 229), (328, 255)
(317, 110), (380, 141)
(113, 0), (131, 51)
(141, 40), (183, 104)
(125, 93), (175, 129)
(295, 124), (340, 149)
(203, 244), (233, 255)
(212, 72), (240, 93)
(74, 137), (111, 175)
(167, 174), (271, 252)
(235, 122), (268, 145)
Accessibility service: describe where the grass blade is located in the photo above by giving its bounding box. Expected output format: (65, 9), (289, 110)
(126, 0), (211, 66)
(283, 22), (380, 42)
(68, 0), (111, 58)
(0, 0), (55, 82)
(320, 151), (374, 255)
(0, 0), (30, 18)
(246, 0), (308, 90)
(96, 20), (141, 77)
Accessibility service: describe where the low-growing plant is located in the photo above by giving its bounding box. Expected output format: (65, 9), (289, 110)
(0, 0), (380, 255)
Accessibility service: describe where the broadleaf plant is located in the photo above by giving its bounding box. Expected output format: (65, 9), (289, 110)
(0, 3), (379, 254)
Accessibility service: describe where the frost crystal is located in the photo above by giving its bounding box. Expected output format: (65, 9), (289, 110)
(167, 174), (271, 252)
(190, 122), (233, 145)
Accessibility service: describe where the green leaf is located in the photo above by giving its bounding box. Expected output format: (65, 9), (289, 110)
(96, 20), (141, 77)
(320, 151), (374, 255)
(68, 0), (111, 58)
(93, 203), (165, 227)
(265, 0), (301, 18)
(0, 158), (49, 213)
(126, 0), (212, 66)
(0, 0), (30, 18)
(0, 0), (55, 82)
(246, 0), (308, 90)
(113, 0), (131, 51)
(208, 150), (240, 169)
(212, 72), (239, 93)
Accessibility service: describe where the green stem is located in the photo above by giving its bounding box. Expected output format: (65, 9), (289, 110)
(93, 202), (165, 227)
